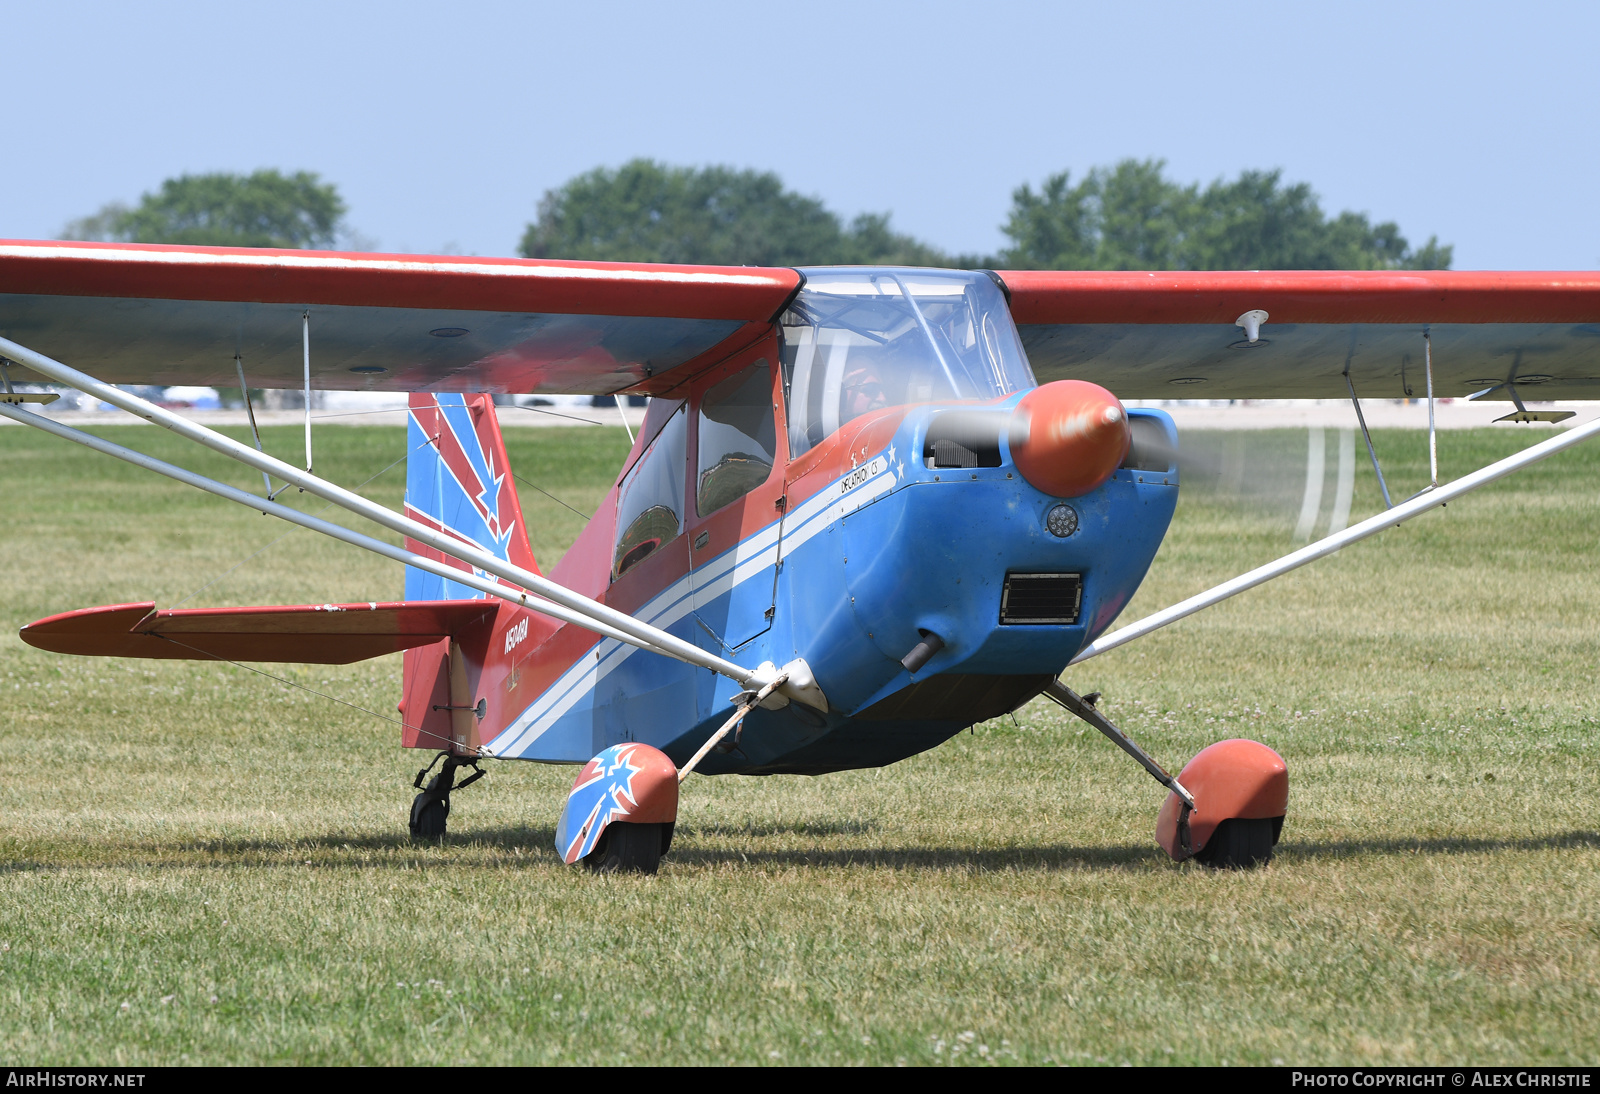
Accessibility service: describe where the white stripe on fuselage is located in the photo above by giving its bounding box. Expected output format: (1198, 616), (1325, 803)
(485, 450), (899, 758)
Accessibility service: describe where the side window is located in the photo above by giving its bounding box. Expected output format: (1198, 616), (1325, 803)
(613, 405), (687, 580)
(697, 360), (777, 517)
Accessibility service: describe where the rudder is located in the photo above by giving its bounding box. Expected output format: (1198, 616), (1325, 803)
(404, 393), (539, 601)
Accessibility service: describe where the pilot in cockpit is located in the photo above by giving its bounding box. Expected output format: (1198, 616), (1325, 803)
(840, 362), (890, 425)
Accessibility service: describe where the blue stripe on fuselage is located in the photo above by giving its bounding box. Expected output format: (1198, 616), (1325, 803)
(483, 452), (903, 761)
(485, 409), (1177, 770)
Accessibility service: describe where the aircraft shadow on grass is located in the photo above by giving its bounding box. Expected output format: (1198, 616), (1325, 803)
(8, 828), (1596, 874)
(1275, 830), (1600, 860)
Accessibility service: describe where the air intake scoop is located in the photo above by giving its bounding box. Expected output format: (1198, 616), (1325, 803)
(1010, 380), (1131, 497)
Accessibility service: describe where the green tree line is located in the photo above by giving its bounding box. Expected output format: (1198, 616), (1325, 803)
(62, 169), (346, 249)
(64, 158), (1451, 270)
(1001, 159), (1449, 270)
(517, 160), (987, 268)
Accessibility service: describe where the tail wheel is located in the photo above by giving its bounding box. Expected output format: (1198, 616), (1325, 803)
(1194, 817), (1278, 869)
(409, 770), (451, 839)
(583, 821), (665, 875)
(409, 792), (449, 839)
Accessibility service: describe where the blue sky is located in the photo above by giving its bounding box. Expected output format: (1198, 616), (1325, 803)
(5, 0), (1595, 269)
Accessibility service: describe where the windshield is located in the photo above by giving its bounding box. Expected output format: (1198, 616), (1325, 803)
(779, 268), (1036, 457)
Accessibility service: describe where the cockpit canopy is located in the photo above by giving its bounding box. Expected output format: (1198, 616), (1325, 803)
(779, 268), (1037, 458)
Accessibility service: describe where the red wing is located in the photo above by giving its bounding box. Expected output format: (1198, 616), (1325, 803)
(10, 245), (1598, 403)
(0, 240), (799, 396)
(998, 269), (1600, 402)
(21, 600), (496, 664)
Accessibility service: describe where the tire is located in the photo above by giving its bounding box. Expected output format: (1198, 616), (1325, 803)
(409, 791), (449, 839)
(1195, 817), (1276, 869)
(583, 821), (664, 875)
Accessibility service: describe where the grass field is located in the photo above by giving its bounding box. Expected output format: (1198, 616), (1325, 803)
(0, 420), (1596, 1066)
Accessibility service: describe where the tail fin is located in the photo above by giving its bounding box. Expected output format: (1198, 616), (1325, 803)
(404, 393), (539, 600)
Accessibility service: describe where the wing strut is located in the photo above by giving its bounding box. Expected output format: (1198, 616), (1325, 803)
(614, 393), (635, 446)
(233, 353), (276, 498)
(1424, 329), (1438, 489)
(0, 403), (670, 666)
(1071, 411), (1600, 665)
(0, 333), (819, 707)
(302, 311), (313, 475)
(1343, 368), (1393, 509)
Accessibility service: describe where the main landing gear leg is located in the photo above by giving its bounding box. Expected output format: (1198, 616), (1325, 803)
(1042, 680), (1196, 811)
(1041, 681), (1289, 869)
(408, 752), (485, 840)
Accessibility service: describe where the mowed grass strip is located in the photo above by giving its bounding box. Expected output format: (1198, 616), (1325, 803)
(0, 422), (1596, 1066)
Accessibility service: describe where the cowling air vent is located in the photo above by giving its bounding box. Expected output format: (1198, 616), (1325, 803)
(924, 411), (1009, 469)
(1121, 415), (1173, 472)
(999, 572), (1083, 625)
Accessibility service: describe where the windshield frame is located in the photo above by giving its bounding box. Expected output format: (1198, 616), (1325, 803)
(778, 268), (1036, 457)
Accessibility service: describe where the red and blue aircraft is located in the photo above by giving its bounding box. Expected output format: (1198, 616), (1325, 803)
(5, 242), (1600, 873)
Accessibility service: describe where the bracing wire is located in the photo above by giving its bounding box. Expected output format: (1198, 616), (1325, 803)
(511, 471), (591, 520)
(170, 437), (432, 608)
(156, 428), (579, 753)
(307, 407), (413, 420)
(150, 633), (478, 756)
(506, 402), (638, 428)
(68, 395), (635, 747)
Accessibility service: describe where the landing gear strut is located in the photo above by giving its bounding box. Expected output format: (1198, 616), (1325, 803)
(1042, 681), (1288, 870)
(408, 752), (485, 840)
(1041, 681), (1197, 810)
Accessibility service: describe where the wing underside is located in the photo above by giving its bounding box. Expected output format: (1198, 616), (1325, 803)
(999, 269), (1600, 402)
(4, 245), (1598, 401)
(0, 242), (799, 395)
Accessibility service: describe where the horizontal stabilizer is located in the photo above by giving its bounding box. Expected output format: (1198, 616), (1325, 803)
(21, 600), (495, 664)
